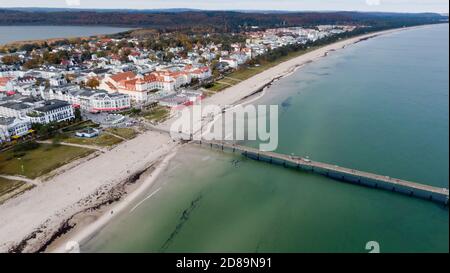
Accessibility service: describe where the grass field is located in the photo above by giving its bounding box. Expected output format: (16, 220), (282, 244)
(56, 120), (124, 147)
(0, 177), (34, 203)
(0, 177), (25, 197)
(105, 128), (138, 140)
(0, 143), (93, 179)
(61, 133), (123, 147)
(61, 120), (100, 133)
(142, 106), (170, 123)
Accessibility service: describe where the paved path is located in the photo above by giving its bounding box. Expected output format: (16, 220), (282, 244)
(0, 175), (39, 186)
(102, 131), (127, 141)
(216, 81), (234, 86)
(224, 76), (242, 82)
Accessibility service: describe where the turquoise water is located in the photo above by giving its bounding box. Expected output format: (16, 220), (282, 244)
(0, 26), (131, 45)
(82, 24), (449, 253)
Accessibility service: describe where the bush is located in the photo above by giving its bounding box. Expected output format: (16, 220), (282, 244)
(13, 141), (40, 152)
(12, 151), (26, 158)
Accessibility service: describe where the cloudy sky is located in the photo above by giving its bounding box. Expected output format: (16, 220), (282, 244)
(0, 0), (448, 13)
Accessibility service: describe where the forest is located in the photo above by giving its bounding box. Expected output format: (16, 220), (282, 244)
(0, 9), (447, 32)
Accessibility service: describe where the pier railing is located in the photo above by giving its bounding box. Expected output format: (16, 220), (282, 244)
(192, 140), (449, 205)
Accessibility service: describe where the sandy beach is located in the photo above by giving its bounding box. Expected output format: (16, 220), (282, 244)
(159, 26), (427, 136)
(0, 25), (426, 253)
(0, 131), (176, 252)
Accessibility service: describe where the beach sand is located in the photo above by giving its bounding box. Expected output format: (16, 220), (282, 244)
(0, 25), (426, 253)
(159, 26), (425, 137)
(0, 131), (176, 252)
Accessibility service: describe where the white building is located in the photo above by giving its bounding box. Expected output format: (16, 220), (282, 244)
(49, 75), (68, 87)
(219, 57), (239, 69)
(0, 101), (36, 118)
(100, 71), (184, 103)
(44, 87), (131, 113)
(27, 100), (75, 124)
(78, 90), (131, 113)
(0, 117), (32, 142)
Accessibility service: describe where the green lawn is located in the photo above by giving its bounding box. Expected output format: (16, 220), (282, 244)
(61, 133), (123, 147)
(0, 177), (33, 203)
(216, 78), (236, 86)
(105, 128), (138, 140)
(207, 82), (229, 92)
(143, 106), (170, 123)
(0, 177), (25, 196)
(61, 120), (100, 133)
(0, 143), (93, 179)
(54, 120), (123, 147)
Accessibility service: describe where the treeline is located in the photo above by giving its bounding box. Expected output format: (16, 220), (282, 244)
(0, 9), (446, 31)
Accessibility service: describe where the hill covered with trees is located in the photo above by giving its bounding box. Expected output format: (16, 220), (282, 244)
(0, 9), (447, 32)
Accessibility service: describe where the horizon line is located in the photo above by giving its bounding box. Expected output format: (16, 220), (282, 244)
(1, 6), (448, 14)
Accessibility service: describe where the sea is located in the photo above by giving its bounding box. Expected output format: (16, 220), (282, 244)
(81, 24), (449, 253)
(0, 26), (131, 45)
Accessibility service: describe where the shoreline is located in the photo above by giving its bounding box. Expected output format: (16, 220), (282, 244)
(202, 25), (431, 107)
(0, 130), (176, 252)
(47, 148), (179, 253)
(0, 26), (134, 47)
(0, 24), (433, 253)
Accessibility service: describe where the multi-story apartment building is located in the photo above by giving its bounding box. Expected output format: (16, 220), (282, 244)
(43, 87), (131, 113)
(0, 117), (32, 143)
(27, 100), (75, 124)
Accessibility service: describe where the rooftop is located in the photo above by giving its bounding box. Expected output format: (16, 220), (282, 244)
(0, 116), (14, 126)
(0, 101), (33, 111)
(34, 100), (71, 113)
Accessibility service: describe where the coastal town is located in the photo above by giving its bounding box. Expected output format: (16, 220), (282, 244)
(1, 19), (446, 253)
(0, 0), (448, 260)
(0, 24), (357, 144)
(0, 23), (371, 252)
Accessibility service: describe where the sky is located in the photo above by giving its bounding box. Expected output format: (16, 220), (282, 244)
(0, 0), (448, 13)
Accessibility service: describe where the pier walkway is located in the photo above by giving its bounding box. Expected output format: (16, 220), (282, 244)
(193, 140), (449, 205)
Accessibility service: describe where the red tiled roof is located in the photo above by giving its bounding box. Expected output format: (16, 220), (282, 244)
(105, 81), (117, 91)
(109, 71), (136, 83)
(0, 77), (13, 86)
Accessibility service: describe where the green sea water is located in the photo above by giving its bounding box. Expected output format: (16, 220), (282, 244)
(82, 24), (449, 253)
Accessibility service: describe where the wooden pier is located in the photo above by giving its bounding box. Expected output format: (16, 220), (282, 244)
(193, 140), (449, 205)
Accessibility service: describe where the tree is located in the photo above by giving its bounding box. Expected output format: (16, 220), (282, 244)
(32, 123), (52, 137)
(163, 52), (175, 62)
(1, 55), (20, 65)
(43, 51), (60, 64)
(96, 51), (107, 58)
(74, 108), (82, 121)
(86, 78), (100, 89)
(20, 43), (40, 52)
(81, 50), (92, 61)
(51, 136), (61, 147)
(65, 74), (74, 83)
(13, 141), (40, 152)
(23, 57), (42, 69)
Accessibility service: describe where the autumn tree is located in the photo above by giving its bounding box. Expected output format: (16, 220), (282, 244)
(23, 57), (42, 69)
(1, 55), (20, 65)
(43, 52), (59, 64)
(86, 78), (100, 89)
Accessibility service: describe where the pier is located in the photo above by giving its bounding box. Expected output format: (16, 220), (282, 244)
(192, 140), (449, 205)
